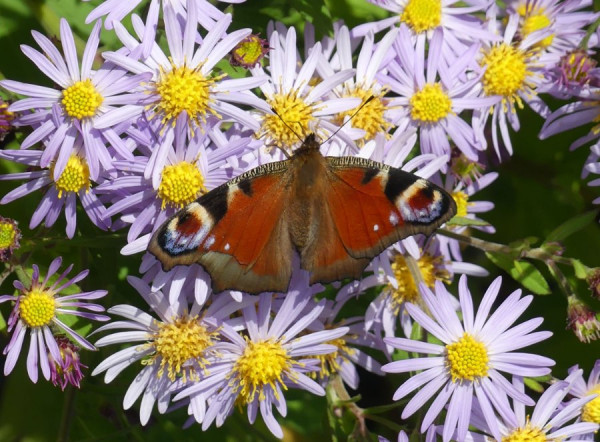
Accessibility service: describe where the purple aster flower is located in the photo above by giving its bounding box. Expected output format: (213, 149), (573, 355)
(540, 92), (600, 151)
(49, 336), (87, 390)
(97, 114), (247, 248)
(97, 8), (266, 156)
(461, 371), (599, 441)
(315, 27), (399, 151)
(544, 49), (600, 99)
(352, 0), (497, 58)
(473, 14), (550, 158)
(0, 19), (150, 180)
(0, 216), (21, 262)
(0, 147), (110, 239)
(250, 26), (361, 157)
(83, 0), (229, 58)
(0, 257), (109, 383)
(381, 25), (499, 164)
(92, 276), (251, 425)
(381, 275), (554, 442)
(567, 360), (600, 431)
(508, 0), (600, 65)
(173, 272), (350, 438)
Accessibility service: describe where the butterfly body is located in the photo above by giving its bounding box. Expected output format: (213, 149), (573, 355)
(148, 134), (456, 294)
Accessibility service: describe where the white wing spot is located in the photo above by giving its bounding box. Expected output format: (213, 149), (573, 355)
(224, 243), (230, 251)
(389, 212), (399, 226)
(373, 224), (379, 232)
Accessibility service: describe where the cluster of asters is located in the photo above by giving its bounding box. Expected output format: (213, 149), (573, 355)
(0, 0), (600, 439)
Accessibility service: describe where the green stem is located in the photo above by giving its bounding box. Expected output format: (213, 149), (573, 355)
(56, 385), (76, 442)
(331, 376), (368, 437)
(582, 15), (600, 49)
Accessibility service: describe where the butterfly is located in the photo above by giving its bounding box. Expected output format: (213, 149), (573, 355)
(148, 134), (456, 294)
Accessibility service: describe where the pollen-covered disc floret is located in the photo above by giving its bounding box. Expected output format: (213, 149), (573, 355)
(0, 216), (20, 262)
(410, 83), (452, 123)
(446, 333), (489, 382)
(388, 252), (450, 313)
(158, 161), (206, 209)
(582, 386), (600, 423)
(232, 338), (292, 403)
(401, 0), (442, 33)
(452, 191), (471, 217)
(154, 63), (221, 130)
(501, 422), (546, 442)
(61, 79), (104, 120)
(51, 155), (91, 197)
(151, 315), (217, 382)
(337, 88), (391, 142)
(19, 289), (56, 328)
(262, 92), (315, 149)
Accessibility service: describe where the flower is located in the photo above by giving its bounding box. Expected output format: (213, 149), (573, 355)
(544, 50), (600, 99)
(473, 14), (550, 158)
(83, 0), (228, 58)
(381, 275), (554, 442)
(0, 257), (109, 383)
(0, 19), (150, 180)
(97, 7), (265, 152)
(49, 336), (87, 390)
(0, 98), (14, 141)
(250, 26), (360, 155)
(353, 0), (496, 53)
(173, 272), (350, 438)
(0, 147), (110, 239)
(92, 276), (250, 425)
(0, 216), (21, 262)
(566, 296), (600, 343)
(230, 34), (270, 68)
(462, 371), (599, 441)
(568, 360), (600, 429)
(381, 25), (499, 163)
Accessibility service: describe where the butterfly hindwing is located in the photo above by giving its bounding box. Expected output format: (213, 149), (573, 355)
(322, 156), (456, 259)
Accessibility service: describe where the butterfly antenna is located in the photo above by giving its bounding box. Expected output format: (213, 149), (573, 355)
(323, 95), (375, 144)
(270, 106), (304, 142)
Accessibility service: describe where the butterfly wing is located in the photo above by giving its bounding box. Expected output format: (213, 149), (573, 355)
(148, 162), (295, 294)
(300, 156), (455, 281)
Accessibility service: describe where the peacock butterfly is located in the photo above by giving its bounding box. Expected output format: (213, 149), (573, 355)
(148, 133), (456, 294)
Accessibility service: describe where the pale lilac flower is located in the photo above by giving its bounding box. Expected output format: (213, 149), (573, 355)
(381, 25), (499, 163)
(92, 276), (251, 425)
(173, 272), (350, 438)
(49, 337), (87, 390)
(352, 0), (497, 57)
(0, 147), (111, 238)
(83, 0), (229, 57)
(0, 19), (150, 180)
(567, 360), (600, 432)
(461, 372), (599, 441)
(382, 275), (554, 442)
(250, 26), (361, 157)
(583, 143), (600, 205)
(544, 49), (600, 99)
(97, 7), (266, 160)
(316, 27), (399, 152)
(0, 257), (109, 383)
(473, 14), (550, 158)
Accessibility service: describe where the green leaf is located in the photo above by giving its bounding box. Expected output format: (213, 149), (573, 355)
(572, 259), (590, 279)
(524, 377), (547, 393)
(485, 252), (552, 295)
(446, 216), (490, 227)
(546, 210), (598, 242)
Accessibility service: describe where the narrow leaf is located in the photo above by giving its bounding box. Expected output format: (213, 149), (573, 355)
(485, 252), (551, 295)
(546, 210), (598, 242)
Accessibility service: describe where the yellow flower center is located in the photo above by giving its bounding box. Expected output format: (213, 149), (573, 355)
(51, 156), (91, 198)
(0, 102), (14, 130)
(262, 92), (315, 150)
(61, 79), (104, 120)
(336, 87), (391, 142)
(502, 423), (546, 442)
(388, 252), (450, 313)
(401, 0), (442, 33)
(523, 16), (553, 49)
(481, 44), (530, 105)
(151, 316), (216, 382)
(157, 161), (206, 209)
(154, 63), (220, 129)
(19, 289), (56, 328)
(410, 83), (452, 123)
(582, 386), (600, 423)
(233, 339), (292, 403)
(452, 191), (471, 218)
(312, 337), (356, 379)
(0, 221), (17, 249)
(446, 333), (489, 382)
